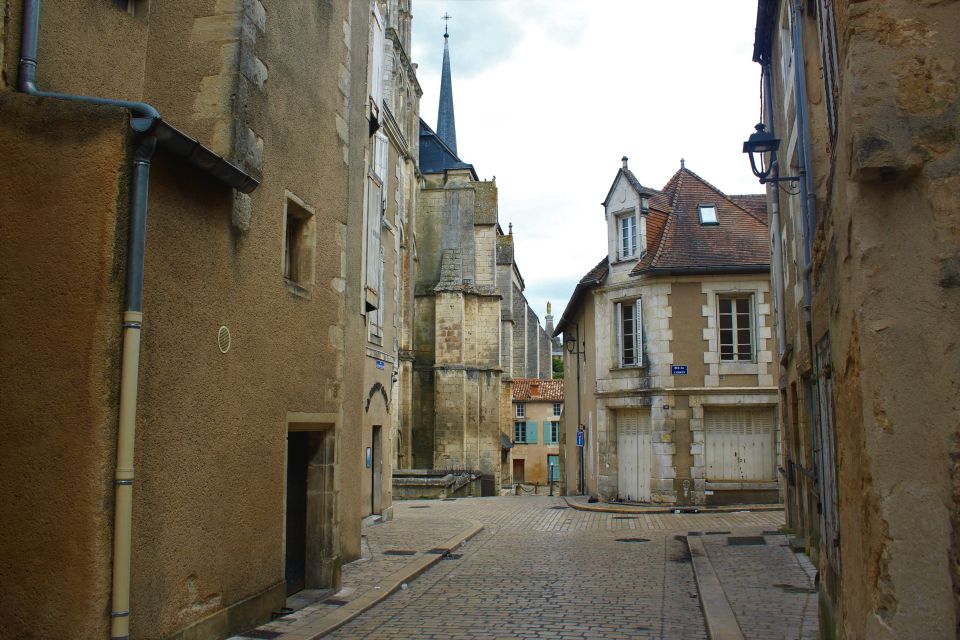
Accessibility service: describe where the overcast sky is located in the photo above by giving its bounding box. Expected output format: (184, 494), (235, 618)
(410, 0), (764, 328)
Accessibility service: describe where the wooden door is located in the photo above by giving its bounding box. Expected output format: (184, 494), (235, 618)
(616, 409), (651, 501)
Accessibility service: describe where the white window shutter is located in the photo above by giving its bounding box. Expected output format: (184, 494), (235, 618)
(370, 3), (385, 115)
(635, 299), (643, 366)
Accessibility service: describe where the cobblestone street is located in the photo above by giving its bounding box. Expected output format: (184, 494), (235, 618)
(267, 497), (815, 640)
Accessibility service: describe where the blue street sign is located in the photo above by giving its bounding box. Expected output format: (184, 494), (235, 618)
(376, 360), (385, 370)
(576, 431), (585, 447)
(671, 365), (688, 375)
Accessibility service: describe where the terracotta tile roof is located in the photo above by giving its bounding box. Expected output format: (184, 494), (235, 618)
(553, 257), (608, 336)
(729, 194), (768, 224)
(631, 167), (770, 276)
(512, 378), (564, 402)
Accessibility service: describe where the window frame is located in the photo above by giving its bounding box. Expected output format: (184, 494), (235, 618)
(515, 403), (525, 419)
(514, 421), (527, 444)
(698, 204), (719, 225)
(717, 293), (755, 362)
(615, 298), (643, 368)
(282, 194), (316, 294)
(548, 421), (560, 444)
(616, 211), (638, 260)
(552, 402), (562, 417)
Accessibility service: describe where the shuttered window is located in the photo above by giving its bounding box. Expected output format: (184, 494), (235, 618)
(544, 421), (560, 444)
(525, 421), (538, 444)
(817, 0), (841, 146)
(514, 421), (526, 444)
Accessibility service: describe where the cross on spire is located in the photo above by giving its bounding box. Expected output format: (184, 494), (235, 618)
(442, 12), (452, 37)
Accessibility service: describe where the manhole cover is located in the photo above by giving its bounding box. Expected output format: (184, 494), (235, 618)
(773, 583), (817, 594)
(443, 553), (463, 560)
(409, 505), (430, 509)
(612, 515), (638, 520)
(727, 536), (767, 546)
(615, 537), (650, 543)
(383, 549), (417, 556)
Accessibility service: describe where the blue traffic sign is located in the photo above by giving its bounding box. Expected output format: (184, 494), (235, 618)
(576, 431), (585, 447)
(376, 360), (385, 370)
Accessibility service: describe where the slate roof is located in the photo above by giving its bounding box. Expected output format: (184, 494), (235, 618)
(419, 118), (477, 178)
(512, 378), (564, 402)
(630, 167), (769, 276)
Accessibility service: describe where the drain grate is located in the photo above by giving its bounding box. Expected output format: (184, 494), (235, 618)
(409, 505), (431, 509)
(383, 549), (418, 556)
(705, 530), (731, 535)
(443, 553), (463, 560)
(727, 536), (767, 546)
(612, 516), (638, 520)
(426, 548), (448, 554)
(238, 631), (283, 640)
(615, 537), (651, 543)
(549, 506), (569, 510)
(324, 598), (349, 606)
(773, 583), (817, 594)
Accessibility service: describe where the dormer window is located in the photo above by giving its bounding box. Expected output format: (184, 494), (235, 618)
(618, 212), (638, 259)
(698, 204), (719, 225)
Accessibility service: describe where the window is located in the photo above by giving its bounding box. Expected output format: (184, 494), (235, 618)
(616, 300), (643, 367)
(514, 421), (527, 444)
(368, 2), (384, 116)
(544, 421), (560, 444)
(364, 178), (383, 311)
(617, 213), (638, 259)
(552, 402), (562, 417)
(515, 403), (525, 419)
(283, 197), (315, 290)
(817, 0), (841, 145)
(698, 204), (718, 225)
(718, 295), (754, 361)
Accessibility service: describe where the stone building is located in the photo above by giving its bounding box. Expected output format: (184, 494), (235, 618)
(555, 158), (777, 506)
(0, 1), (378, 638)
(511, 379), (564, 487)
(750, 1), (960, 637)
(409, 28), (552, 489)
(358, 0), (421, 522)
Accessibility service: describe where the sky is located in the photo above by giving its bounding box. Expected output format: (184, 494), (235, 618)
(410, 0), (765, 328)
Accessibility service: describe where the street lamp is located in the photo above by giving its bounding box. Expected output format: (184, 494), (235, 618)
(564, 335), (577, 354)
(742, 123), (798, 186)
(564, 327), (586, 495)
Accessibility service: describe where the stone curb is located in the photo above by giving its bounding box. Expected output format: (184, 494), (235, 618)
(563, 497), (784, 515)
(282, 520), (484, 640)
(686, 535), (745, 640)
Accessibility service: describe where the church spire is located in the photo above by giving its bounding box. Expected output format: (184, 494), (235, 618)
(437, 14), (458, 155)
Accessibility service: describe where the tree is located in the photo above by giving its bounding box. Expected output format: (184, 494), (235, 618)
(552, 356), (563, 379)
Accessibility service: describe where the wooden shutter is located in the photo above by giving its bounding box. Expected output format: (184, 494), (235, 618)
(615, 302), (623, 367)
(635, 299), (643, 367)
(526, 421), (538, 444)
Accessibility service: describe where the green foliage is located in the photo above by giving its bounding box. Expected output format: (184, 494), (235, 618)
(552, 356), (564, 379)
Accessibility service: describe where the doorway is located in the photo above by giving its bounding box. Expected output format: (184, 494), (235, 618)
(285, 432), (309, 595)
(616, 409), (651, 502)
(371, 425), (382, 514)
(513, 459), (525, 483)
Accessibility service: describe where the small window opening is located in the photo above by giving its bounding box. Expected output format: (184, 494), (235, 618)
(698, 204), (719, 225)
(113, 0), (149, 21)
(284, 198), (315, 289)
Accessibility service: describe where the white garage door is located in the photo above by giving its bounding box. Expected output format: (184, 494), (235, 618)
(704, 407), (776, 481)
(616, 409), (651, 501)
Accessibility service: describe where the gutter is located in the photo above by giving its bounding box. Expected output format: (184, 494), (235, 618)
(631, 264), (771, 277)
(17, 3), (258, 638)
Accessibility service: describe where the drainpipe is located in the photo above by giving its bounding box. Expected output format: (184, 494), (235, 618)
(762, 62), (788, 360)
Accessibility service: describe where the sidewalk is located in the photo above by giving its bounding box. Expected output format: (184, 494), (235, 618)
(228, 509), (482, 640)
(687, 527), (819, 640)
(564, 495), (785, 515)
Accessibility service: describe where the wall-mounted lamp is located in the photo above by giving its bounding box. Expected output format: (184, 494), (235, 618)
(742, 123), (799, 186)
(564, 335), (577, 354)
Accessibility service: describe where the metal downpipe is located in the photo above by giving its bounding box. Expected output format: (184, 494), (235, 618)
(762, 62), (788, 359)
(110, 138), (155, 640)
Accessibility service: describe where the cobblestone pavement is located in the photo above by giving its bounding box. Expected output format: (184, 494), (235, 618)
(324, 496), (797, 640)
(699, 529), (819, 640)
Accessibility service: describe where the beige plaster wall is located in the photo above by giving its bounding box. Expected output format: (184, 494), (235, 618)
(512, 401), (562, 485)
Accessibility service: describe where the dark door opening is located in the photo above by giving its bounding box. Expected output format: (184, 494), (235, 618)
(513, 459), (525, 484)
(371, 425), (382, 514)
(285, 431), (308, 595)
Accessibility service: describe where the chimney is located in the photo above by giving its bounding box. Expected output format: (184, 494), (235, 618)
(622, 156), (629, 170)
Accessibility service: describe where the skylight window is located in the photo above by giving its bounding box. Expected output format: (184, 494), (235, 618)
(698, 204), (719, 225)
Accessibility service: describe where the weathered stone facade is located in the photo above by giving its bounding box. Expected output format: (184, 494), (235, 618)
(0, 2), (376, 638)
(753, 1), (960, 637)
